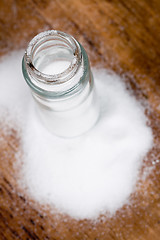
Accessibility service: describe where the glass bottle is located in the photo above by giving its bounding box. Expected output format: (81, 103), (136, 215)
(22, 30), (99, 137)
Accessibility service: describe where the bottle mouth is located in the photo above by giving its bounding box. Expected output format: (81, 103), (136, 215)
(24, 30), (82, 84)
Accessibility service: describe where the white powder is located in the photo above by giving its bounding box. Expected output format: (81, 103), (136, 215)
(0, 51), (153, 220)
(38, 60), (71, 75)
(32, 58), (100, 137)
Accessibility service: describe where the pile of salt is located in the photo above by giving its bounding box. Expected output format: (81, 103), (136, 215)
(0, 52), (153, 219)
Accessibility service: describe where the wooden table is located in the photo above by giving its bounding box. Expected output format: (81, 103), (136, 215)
(0, 1), (160, 239)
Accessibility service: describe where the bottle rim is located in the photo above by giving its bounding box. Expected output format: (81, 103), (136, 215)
(22, 30), (90, 99)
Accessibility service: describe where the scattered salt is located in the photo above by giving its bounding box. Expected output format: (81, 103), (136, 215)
(0, 51), (153, 219)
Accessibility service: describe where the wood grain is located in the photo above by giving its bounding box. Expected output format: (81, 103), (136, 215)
(0, 0), (160, 239)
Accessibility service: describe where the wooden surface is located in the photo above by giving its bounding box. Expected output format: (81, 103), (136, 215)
(0, 0), (160, 239)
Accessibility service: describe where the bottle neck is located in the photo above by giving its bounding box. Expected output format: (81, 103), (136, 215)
(22, 30), (91, 99)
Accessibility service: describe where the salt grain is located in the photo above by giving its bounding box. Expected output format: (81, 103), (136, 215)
(0, 51), (153, 219)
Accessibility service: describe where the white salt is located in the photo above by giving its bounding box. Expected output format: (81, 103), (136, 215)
(38, 60), (71, 75)
(32, 57), (99, 137)
(0, 51), (153, 220)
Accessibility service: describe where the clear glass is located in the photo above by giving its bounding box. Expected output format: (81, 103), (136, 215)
(22, 30), (99, 137)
